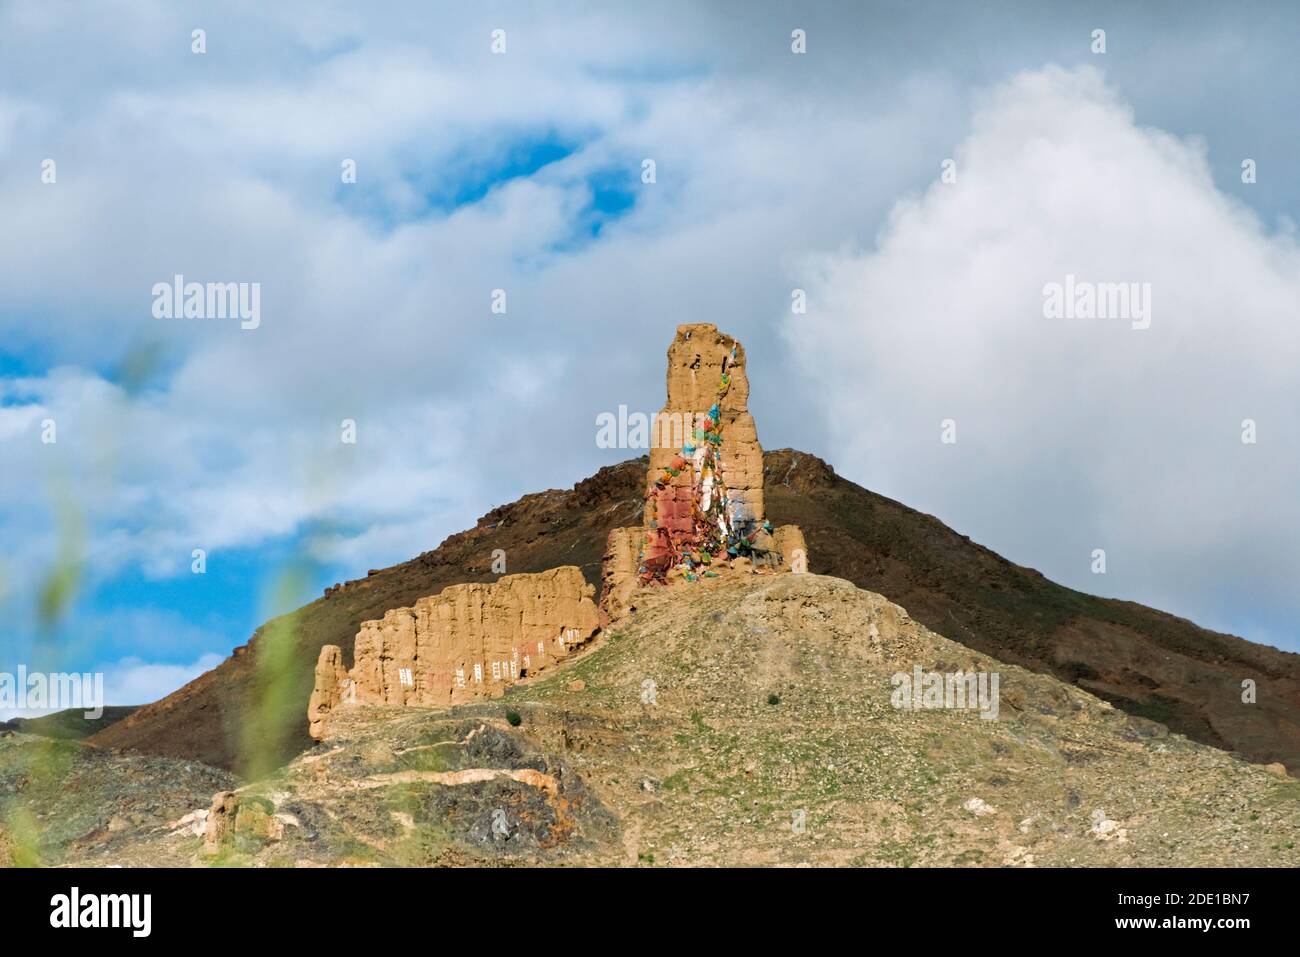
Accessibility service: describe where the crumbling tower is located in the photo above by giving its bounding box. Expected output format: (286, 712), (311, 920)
(640, 324), (766, 577)
(600, 324), (808, 622)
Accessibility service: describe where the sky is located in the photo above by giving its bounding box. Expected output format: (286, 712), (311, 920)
(1, 0), (1298, 715)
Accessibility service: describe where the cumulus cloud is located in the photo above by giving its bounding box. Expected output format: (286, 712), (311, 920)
(99, 652), (225, 707)
(786, 65), (1300, 643)
(0, 367), (472, 590)
(0, 4), (953, 606)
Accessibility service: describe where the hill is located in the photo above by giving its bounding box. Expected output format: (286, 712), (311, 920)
(37, 574), (1300, 866)
(88, 450), (1300, 778)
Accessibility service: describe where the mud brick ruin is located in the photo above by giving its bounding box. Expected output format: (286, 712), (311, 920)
(308, 567), (598, 738)
(601, 323), (807, 620)
(309, 324), (807, 737)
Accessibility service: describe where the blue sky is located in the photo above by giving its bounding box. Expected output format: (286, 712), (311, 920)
(1, 0), (1298, 714)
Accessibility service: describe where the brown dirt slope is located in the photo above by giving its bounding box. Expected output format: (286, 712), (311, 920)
(88, 450), (1300, 777)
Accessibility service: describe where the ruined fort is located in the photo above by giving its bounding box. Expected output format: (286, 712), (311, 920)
(308, 324), (807, 739)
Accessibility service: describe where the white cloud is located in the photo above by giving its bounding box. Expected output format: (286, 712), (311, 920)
(0, 8), (954, 609)
(786, 65), (1300, 642)
(100, 652), (225, 707)
(0, 367), (475, 591)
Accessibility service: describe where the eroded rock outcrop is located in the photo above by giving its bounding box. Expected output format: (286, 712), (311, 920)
(202, 791), (282, 852)
(308, 645), (348, 740)
(773, 525), (809, 573)
(310, 566), (599, 738)
(599, 527), (642, 625)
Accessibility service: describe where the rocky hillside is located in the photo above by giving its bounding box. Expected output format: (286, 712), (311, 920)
(36, 575), (1300, 867)
(0, 731), (235, 867)
(89, 450), (1300, 778)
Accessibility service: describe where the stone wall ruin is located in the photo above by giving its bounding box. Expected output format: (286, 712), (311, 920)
(309, 566), (599, 739)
